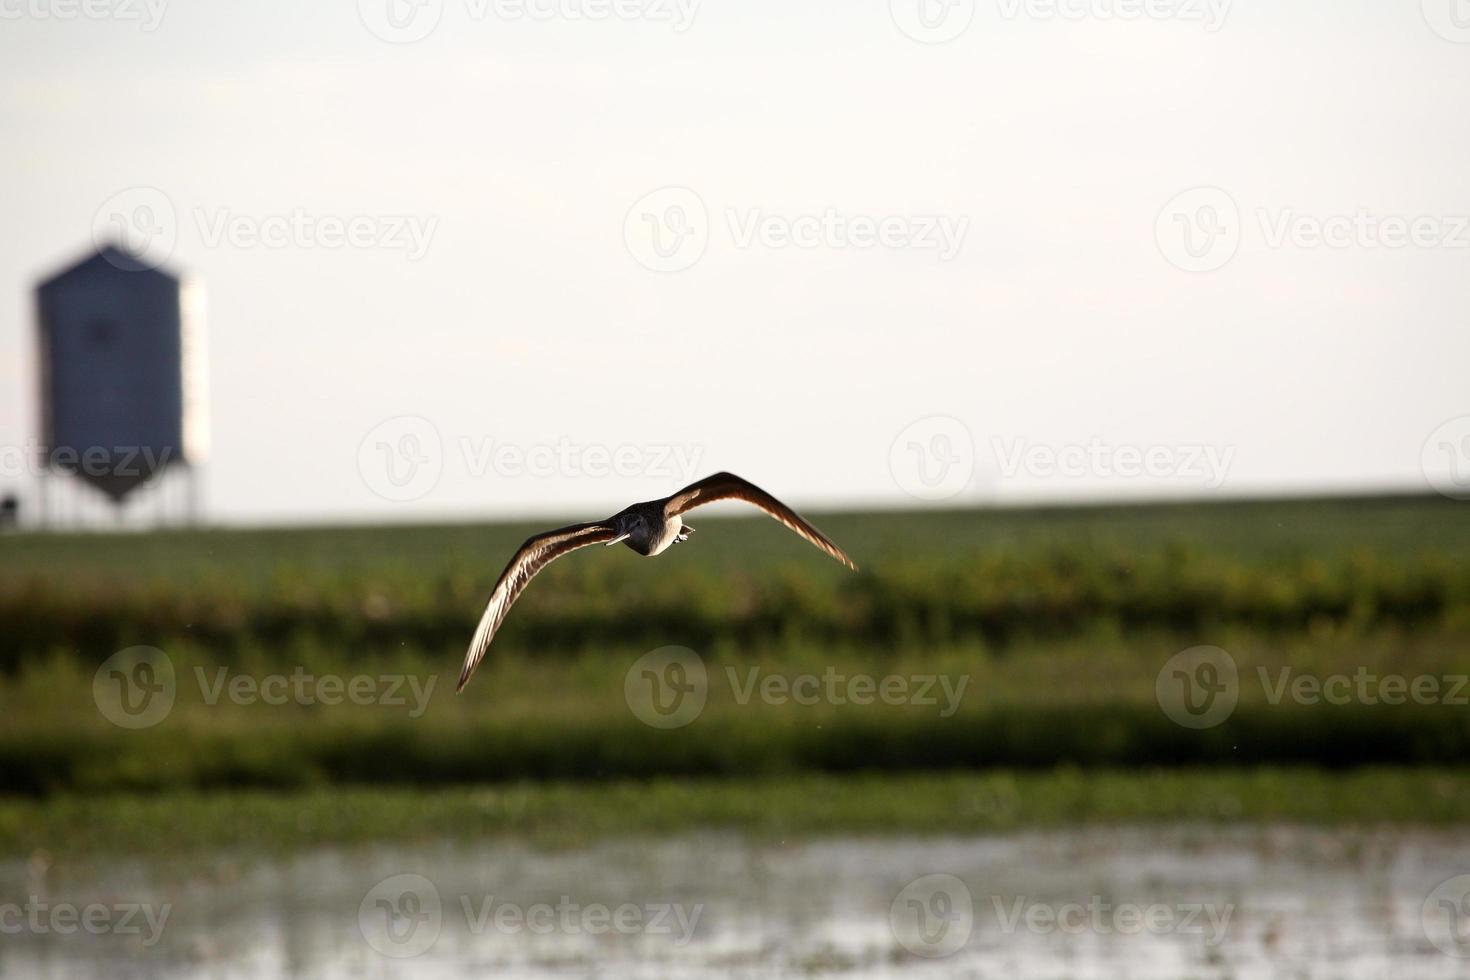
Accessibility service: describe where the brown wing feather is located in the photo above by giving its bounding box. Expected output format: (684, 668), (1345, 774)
(663, 472), (857, 571)
(457, 521), (618, 691)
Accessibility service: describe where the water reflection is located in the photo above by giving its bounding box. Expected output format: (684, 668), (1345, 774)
(2, 825), (1468, 978)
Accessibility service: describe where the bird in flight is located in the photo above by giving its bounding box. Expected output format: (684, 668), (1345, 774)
(457, 472), (856, 691)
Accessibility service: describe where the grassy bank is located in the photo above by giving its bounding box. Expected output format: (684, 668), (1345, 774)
(5, 769), (1470, 856)
(5, 494), (1468, 667)
(3, 494), (1469, 795)
(4, 624), (1470, 793)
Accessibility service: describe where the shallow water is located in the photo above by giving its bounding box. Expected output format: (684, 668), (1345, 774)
(3, 825), (1469, 978)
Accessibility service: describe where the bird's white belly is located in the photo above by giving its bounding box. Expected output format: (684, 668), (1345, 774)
(645, 519), (681, 556)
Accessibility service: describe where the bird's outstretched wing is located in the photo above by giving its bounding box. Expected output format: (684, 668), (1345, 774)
(662, 472), (857, 571)
(457, 521), (619, 691)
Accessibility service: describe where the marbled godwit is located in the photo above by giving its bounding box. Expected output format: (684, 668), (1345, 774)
(457, 472), (856, 691)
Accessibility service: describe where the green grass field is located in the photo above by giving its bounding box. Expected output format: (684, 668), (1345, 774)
(8, 769), (1470, 856)
(3, 493), (1468, 846)
(7, 494), (1470, 668)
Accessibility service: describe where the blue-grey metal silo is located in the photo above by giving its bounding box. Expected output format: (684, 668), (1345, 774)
(35, 245), (208, 506)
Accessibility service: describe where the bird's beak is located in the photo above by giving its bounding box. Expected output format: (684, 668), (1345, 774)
(605, 533), (631, 547)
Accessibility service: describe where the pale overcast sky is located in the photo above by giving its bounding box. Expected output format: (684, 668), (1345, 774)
(2, 0), (1468, 524)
